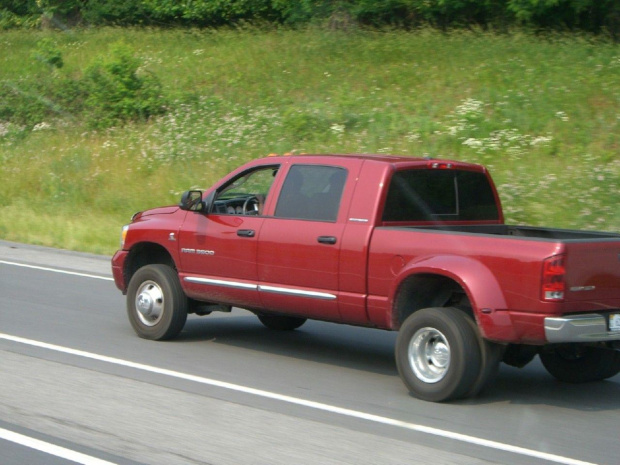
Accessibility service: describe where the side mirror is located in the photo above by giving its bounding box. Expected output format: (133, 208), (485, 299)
(179, 190), (204, 211)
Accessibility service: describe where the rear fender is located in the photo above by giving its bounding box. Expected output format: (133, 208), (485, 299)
(392, 255), (509, 339)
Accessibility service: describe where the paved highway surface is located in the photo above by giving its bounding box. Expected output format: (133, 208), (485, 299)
(1, 240), (619, 465)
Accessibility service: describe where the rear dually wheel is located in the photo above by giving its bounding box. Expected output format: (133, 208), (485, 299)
(395, 307), (482, 402)
(540, 344), (620, 383)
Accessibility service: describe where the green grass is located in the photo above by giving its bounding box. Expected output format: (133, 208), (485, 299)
(1, 27), (619, 255)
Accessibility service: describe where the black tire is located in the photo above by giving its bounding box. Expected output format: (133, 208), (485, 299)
(463, 317), (504, 398)
(257, 314), (307, 331)
(540, 344), (620, 383)
(395, 307), (482, 402)
(126, 264), (188, 340)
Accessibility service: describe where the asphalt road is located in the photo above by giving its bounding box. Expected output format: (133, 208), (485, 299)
(1, 240), (619, 465)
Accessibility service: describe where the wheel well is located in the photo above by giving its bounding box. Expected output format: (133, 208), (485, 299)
(125, 243), (176, 287)
(393, 274), (471, 329)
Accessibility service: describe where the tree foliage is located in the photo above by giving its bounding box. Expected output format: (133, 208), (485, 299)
(0, 0), (618, 35)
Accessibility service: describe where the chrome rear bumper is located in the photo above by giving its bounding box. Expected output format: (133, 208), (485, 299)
(545, 314), (620, 343)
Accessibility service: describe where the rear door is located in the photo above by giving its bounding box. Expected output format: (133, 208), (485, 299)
(257, 162), (352, 320)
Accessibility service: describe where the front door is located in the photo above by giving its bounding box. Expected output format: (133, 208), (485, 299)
(178, 164), (280, 309)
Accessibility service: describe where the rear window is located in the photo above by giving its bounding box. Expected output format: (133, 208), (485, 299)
(382, 169), (499, 222)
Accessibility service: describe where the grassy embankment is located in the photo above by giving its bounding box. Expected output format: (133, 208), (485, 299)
(0, 27), (618, 255)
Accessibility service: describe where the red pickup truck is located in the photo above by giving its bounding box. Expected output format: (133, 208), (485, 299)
(112, 154), (620, 402)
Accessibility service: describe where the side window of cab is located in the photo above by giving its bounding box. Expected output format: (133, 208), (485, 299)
(275, 165), (347, 222)
(212, 165), (279, 215)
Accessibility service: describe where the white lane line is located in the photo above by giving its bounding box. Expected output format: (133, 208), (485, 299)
(0, 333), (597, 465)
(0, 260), (113, 281)
(0, 427), (117, 465)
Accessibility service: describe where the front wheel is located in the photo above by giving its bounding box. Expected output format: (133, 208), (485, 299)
(395, 307), (482, 402)
(126, 264), (188, 340)
(540, 344), (620, 383)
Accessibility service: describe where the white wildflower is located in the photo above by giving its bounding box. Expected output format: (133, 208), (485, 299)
(530, 135), (553, 146)
(462, 138), (483, 148)
(32, 122), (51, 132)
(330, 123), (345, 134)
(455, 98), (485, 117)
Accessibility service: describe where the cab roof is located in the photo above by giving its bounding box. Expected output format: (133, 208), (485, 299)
(263, 153), (486, 171)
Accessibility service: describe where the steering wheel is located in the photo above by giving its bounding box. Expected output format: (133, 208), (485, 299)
(242, 196), (260, 215)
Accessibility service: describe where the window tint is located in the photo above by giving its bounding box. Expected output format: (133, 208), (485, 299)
(275, 165), (347, 221)
(382, 169), (499, 222)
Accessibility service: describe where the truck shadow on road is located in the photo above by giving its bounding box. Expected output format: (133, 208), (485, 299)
(178, 312), (620, 412)
(472, 363), (620, 411)
(180, 313), (398, 376)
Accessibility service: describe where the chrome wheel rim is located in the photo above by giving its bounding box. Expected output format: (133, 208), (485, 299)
(135, 280), (164, 327)
(408, 327), (451, 383)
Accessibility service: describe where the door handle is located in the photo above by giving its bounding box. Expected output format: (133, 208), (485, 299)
(237, 229), (255, 237)
(317, 236), (337, 245)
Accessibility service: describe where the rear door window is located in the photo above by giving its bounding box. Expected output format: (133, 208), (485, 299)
(275, 165), (347, 222)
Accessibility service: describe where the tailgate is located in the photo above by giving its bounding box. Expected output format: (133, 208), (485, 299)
(564, 240), (620, 304)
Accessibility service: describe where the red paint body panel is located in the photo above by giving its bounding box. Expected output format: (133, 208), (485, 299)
(112, 154), (620, 344)
(178, 212), (264, 308)
(111, 250), (128, 292)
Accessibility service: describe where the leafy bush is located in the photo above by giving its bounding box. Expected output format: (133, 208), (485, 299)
(30, 37), (63, 68)
(0, 6), (39, 30)
(83, 42), (166, 128)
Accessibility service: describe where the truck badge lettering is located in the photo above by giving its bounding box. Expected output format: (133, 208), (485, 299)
(196, 249), (215, 255)
(570, 286), (596, 292)
(181, 248), (215, 256)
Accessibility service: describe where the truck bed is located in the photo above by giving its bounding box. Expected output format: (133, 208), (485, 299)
(407, 224), (620, 241)
(370, 223), (620, 325)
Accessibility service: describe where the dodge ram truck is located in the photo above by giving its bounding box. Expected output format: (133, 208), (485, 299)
(112, 154), (620, 402)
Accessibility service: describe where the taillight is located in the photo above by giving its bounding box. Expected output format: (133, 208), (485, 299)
(541, 255), (566, 302)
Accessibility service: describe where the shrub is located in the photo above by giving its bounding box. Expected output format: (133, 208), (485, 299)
(30, 37), (63, 68)
(83, 42), (166, 128)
